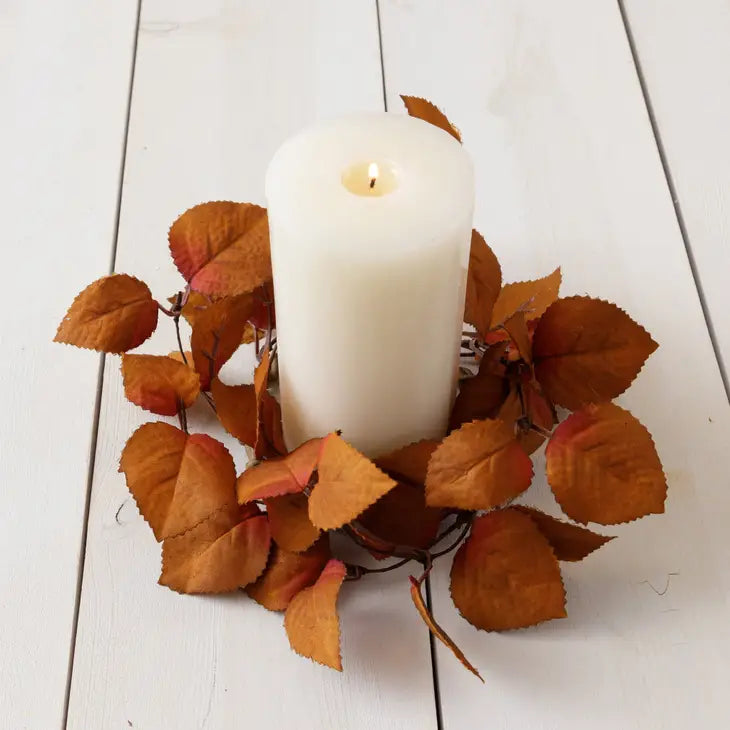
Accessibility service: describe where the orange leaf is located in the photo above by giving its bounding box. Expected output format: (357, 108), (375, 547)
(513, 506), (614, 561)
(450, 358), (509, 431)
(169, 350), (194, 366)
(169, 201), (271, 296)
(360, 482), (443, 551)
(55, 274), (158, 353)
(502, 311), (532, 363)
(400, 95), (461, 142)
(159, 506), (270, 593)
(190, 294), (254, 390)
(497, 382), (555, 455)
(247, 536), (330, 611)
(425, 420), (534, 510)
(253, 348), (287, 458)
(464, 230), (502, 337)
(309, 434), (398, 530)
(533, 297), (658, 410)
(450, 509), (567, 630)
(546, 403), (666, 524)
(168, 290), (215, 328)
(210, 378), (257, 446)
(374, 439), (439, 486)
(119, 422), (236, 541)
(121, 354), (200, 416)
(490, 268), (561, 328)
(284, 559), (346, 671)
(266, 493), (321, 552)
(409, 576), (482, 681)
(237, 438), (322, 503)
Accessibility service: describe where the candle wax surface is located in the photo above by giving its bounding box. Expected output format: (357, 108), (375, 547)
(265, 112), (474, 457)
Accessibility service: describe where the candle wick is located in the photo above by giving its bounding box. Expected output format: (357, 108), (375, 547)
(369, 178), (376, 189)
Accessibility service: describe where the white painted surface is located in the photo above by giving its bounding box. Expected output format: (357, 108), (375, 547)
(379, 1), (730, 728)
(0, 2), (138, 728)
(66, 2), (439, 729)
(623, 0), (730, 384)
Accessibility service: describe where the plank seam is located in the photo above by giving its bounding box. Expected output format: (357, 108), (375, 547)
(61, 1), (143, 726)
(617, 0), (729, 400)
(375, 0), (389, 111)
(425, 576), (445, 730)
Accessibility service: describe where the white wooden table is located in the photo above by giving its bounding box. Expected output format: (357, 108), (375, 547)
(2, 2), (729, 728)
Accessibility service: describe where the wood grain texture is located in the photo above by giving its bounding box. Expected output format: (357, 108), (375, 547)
(623, 0), (730, 385)
(66, 2), (439, 729)
(0, 2), (138, 728)
(379, 0), (730, 727)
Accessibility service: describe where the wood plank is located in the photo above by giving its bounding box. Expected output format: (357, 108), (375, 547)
(622, 0), (730, 386)
(379, 1), (730, 727)
(0, 2), (138, 728)
(66, 2), (439, 728)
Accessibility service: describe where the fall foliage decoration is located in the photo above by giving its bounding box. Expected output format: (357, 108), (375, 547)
(55, 96), (667, 679)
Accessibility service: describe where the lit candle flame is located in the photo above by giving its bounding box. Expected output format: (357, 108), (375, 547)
(368, 162), (378, 189)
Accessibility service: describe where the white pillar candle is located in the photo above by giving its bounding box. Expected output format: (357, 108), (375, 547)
(265, 112), (474, 456)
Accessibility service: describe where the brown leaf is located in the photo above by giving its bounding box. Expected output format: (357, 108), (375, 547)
(533, 297), (658, 410)
(360, 482), (443, 551)
(513, 506), (614, 561)
(121, 354), (200, 416)
(119, 422), (236, 541)
(410, 576), (482, 681)
(159, 506), (270, 593)
(497, 382), (555, 455)
(169, 201), (271, 296)
(266, 493), (321, 552)
(254, 348), (287, 458)
(210, 378), (257, 446)
(55, 274), (158, 353)
(450, 509), (567, 630)
(309, 434), (398, 530)
(490, 268), (561, 328)
(168, 290), (215, 328)
(464, 230), (502, 337)
(502, 311), (532, 363)
(246, 536), (330, 611)
(374, 439), (439, 486)
(400, 95), (462, 142)
(425, 419), (534, 510)
(284, 559), (346, 671)
(546, 403), (667, 524)
(237, 438), (322, 503)
(191, 294), (254, 390)
(450, 358), (509, 431)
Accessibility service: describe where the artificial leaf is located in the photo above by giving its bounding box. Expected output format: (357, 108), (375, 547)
(490, 268), (561, 328)
(190, 293), (254, 390)
(237, 438), (322, 503)
(502, 311), (532, 363)
(119, 422), (236, 541)
(401, 95), (461, 142)
(450, 357), (509, 431)
(374, 439), (439, 486)
(450, 509), (567, 630)
(533, 297), (658, 410)
(167, 290), (214, 328)
(168, 350), (194, 366)
(309, 434), (398, 530)
(360, 482), (443, 551)
(425, 419), (534, 510)
(249, 280), (276, 332)
(159, 506), (270, 593)
(497, 381), (555, 455)
(169, 201), (271, 296)
(55, 274), (158, 353)
(121, 354), (200, 416)
(247, 536), (330, 611)
(464, 230), (502, 337)
(513, 506), (614, 561)
(241, 323), (264, 345)
(284, 559), (346, 671)
(254, 348), (287, 458)
(266, 493), (321, 552)
(409, 576), (482, 681)
(210, 378), (257, 446)
(546, 403), (666, 524)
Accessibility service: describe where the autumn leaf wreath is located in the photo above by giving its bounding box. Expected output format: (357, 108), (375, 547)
(55, 98), (665, 679)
